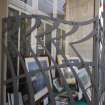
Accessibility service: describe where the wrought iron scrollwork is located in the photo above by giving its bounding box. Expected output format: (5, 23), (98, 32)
(1, 14), (104, 105)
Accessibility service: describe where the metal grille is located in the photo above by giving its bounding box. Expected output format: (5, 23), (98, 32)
(1, 14), (104, 105)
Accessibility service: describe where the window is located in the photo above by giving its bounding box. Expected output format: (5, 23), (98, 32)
(20, 0), (32, 6)
(38, 0), (65, 18)
(38, 0), (53, 15)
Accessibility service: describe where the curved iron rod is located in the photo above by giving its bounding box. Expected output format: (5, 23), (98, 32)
(70, 30), (97, 45)
(5, 15), (98, 26)
(42, 24), (79, 42)
(5, 15), (97, 46)
(26, 16), (41, 37)
(61, 17), (98, 26)
(67, 26), (98, 91)
(4, 15), (98, 42)
(36, 20), (60, 38)
(70, 44), (92, 76)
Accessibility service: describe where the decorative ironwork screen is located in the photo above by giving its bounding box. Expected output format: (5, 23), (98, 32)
(1, 14), (104, 105)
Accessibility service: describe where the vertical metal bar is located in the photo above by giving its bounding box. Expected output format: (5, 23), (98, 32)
(92, 0), (99, 103)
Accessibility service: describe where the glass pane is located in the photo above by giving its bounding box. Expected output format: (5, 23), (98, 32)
(38, 0), (65, 18)
(38, 0), (53, 15)
(20, 0), (32, 6)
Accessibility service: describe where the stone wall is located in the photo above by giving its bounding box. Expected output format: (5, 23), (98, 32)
(65, 0), (94, 61)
